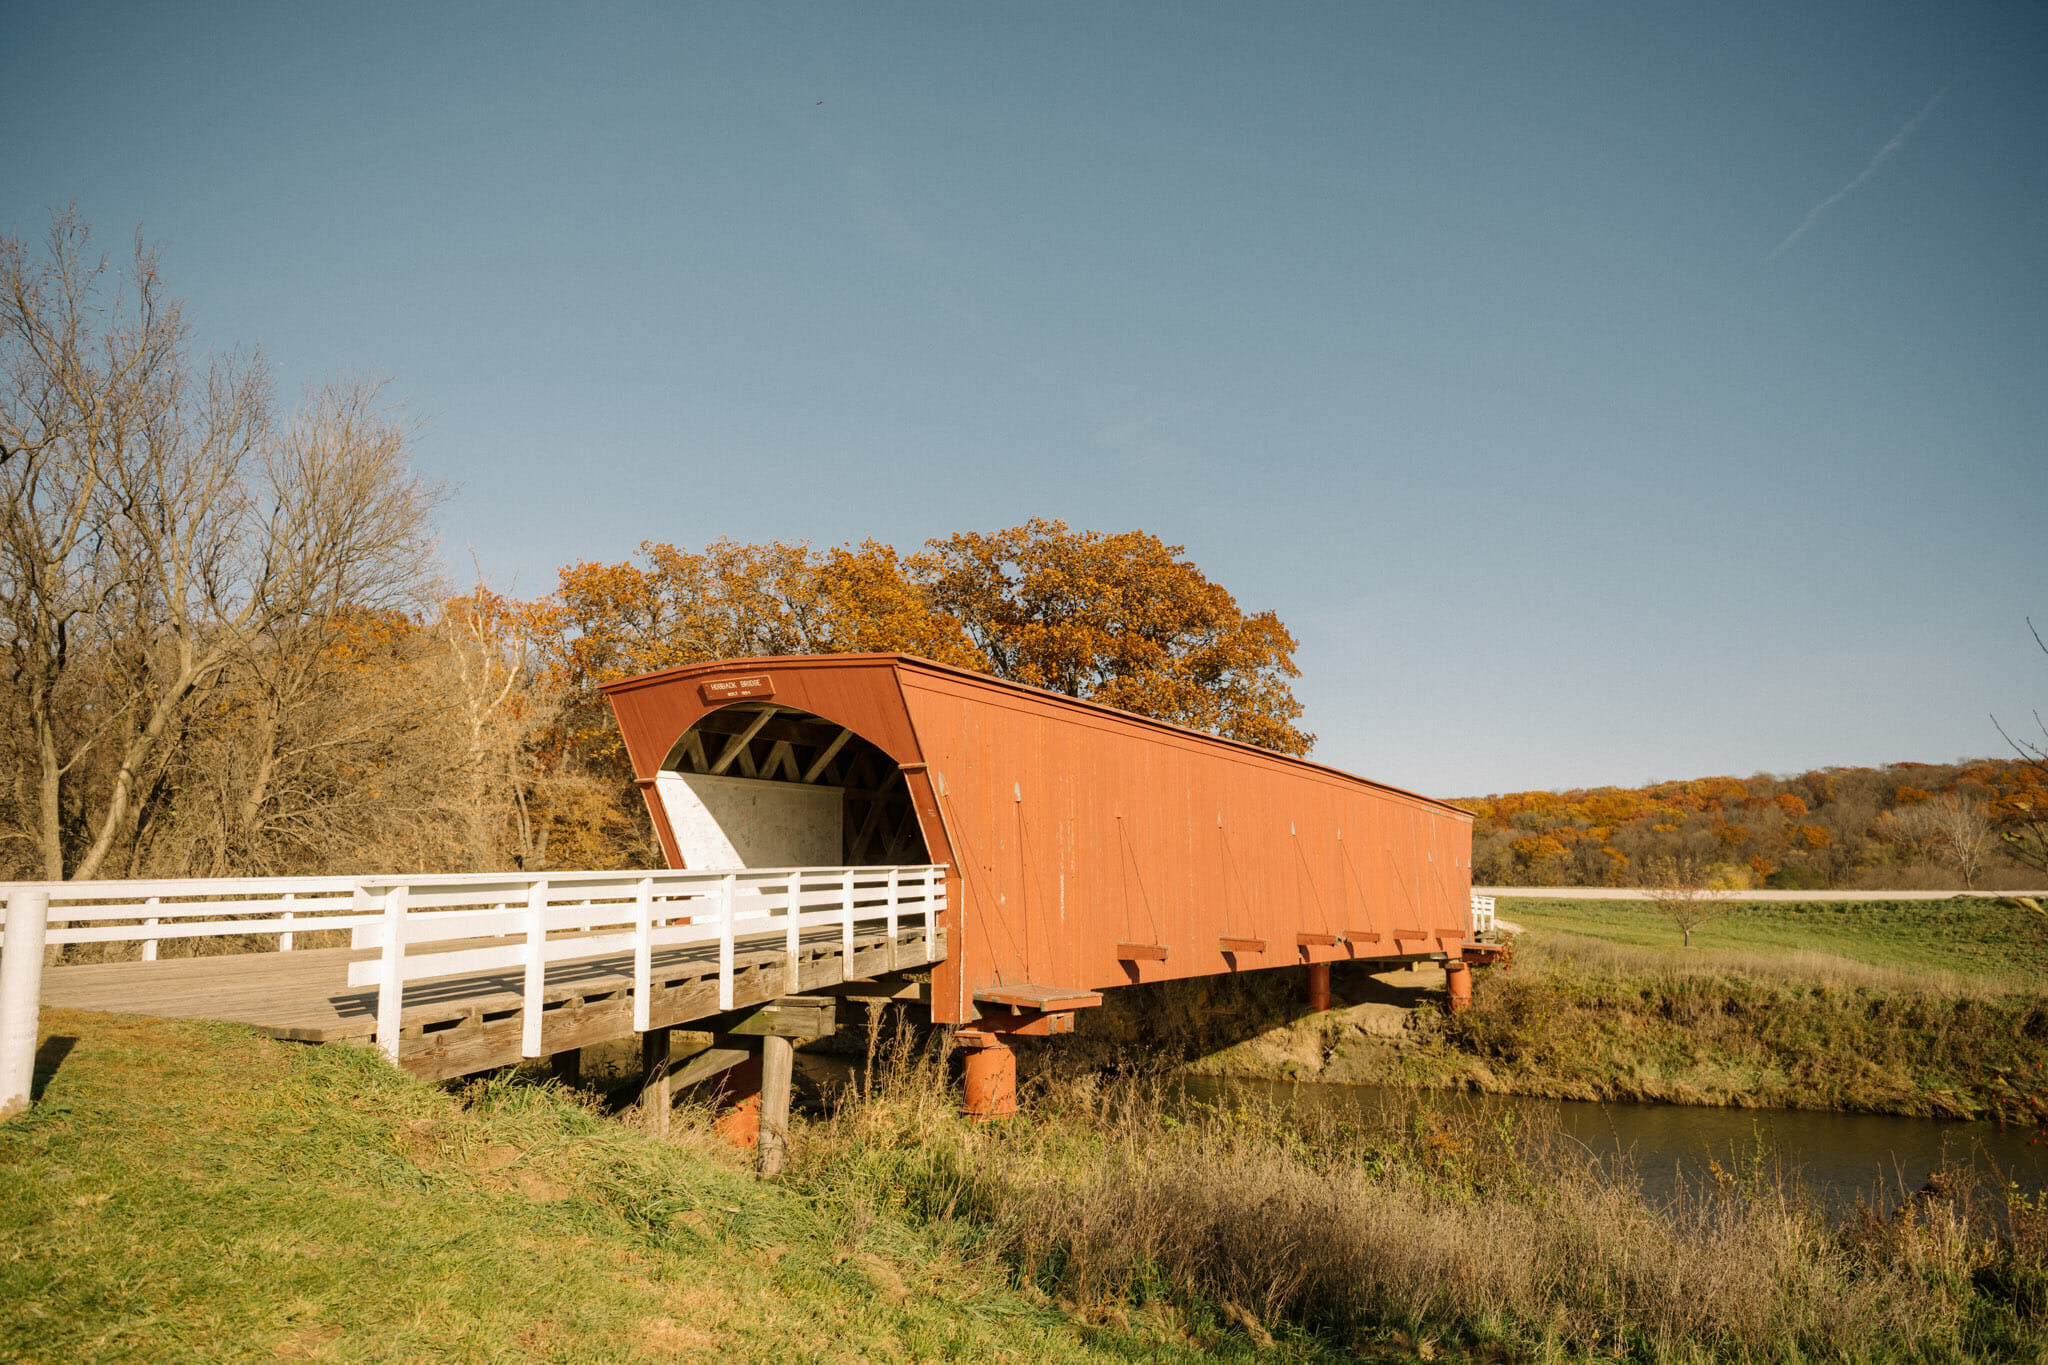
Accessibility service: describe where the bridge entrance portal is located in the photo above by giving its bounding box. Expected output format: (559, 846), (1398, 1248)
(652, 702), (930, 872)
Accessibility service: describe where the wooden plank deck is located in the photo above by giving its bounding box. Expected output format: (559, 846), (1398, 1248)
(42, 923), (946, 1081)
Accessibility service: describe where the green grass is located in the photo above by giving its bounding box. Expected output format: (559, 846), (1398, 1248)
(8, 1008), (2047, 1364)
(1410, 900), (2048, 1118)
(0, 1009), (1245, 1364)
(1118, 898), (2048, 1119)
(1495, 896), (2047, 986)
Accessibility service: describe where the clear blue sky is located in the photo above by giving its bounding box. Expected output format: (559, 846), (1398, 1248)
(7, 2), (2045, 797)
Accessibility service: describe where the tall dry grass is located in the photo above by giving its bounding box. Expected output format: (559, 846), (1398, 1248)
(793, 1026), (2048, 1361)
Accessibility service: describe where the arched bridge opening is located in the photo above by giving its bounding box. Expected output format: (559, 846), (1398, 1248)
(652, 702), (930, 870)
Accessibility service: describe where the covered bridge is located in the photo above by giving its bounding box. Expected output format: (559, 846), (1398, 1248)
(601, 654), (1475, 1033)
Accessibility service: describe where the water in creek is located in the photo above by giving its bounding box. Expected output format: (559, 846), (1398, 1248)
(1179, 1075), (2048, 1219)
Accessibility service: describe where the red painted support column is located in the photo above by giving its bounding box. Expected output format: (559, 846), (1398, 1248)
(1445, 960), (1472, 1013)
(956, 1031), (1018, 1118)
(1305, 963), (1332, 1013)
(709, 1051), (765, 1149)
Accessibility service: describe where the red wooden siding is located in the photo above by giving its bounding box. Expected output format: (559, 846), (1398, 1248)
(602, 654), (1473, 1024)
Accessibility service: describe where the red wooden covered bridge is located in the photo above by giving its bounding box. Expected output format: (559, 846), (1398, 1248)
(601, 653), (1478, 1110)
(4, 652), (1480, 1147)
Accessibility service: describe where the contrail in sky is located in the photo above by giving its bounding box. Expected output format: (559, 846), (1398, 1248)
(1768, 86), (1951, 262)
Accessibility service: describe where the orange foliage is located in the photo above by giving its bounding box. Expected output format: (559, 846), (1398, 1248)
(1465, 758), (2043, 889)
(914, 519), (1311, 755)
(518, 525), (1310, 758)
(496, 527), (1314, 864)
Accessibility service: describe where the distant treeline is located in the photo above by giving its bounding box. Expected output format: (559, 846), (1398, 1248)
(1457, 759), (2048, 890)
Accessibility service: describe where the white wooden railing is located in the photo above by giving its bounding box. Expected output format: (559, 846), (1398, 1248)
(1469, 893), (1497, 937)
(0, 865), (945, 1114)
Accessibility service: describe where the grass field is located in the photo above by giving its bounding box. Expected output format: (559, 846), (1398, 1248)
(0, 1009), (1239, 1365)
(1494, 895), (2048, 989)
(8, 1009), (2044, 1364)
(1142, 897), (2048, 1119)
(1402, 897), (2048, 1118)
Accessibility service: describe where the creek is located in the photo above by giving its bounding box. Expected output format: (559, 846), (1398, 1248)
(1180, 1075), (2048, 1219)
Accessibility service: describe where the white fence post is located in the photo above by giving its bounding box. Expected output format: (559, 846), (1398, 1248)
(374, 885), (408, 1064)
(632, 876), (653, 1033)
(840, 868), (855, 967)
(522, 879), (549, 1058)
(280, 891), (295, 952)
(885, 866), (900, 971)
(1468, 893), (1496, 936)
(717, 873), (736, 1011)
(926, 868), (937, 960)
(784, 870), (802, 993)
(1, 890), (52, 1120)
(142, 895), (159, 962)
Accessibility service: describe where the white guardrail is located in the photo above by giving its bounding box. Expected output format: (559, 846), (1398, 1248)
(1469, 894), (1496, 936)
(0, 865), (945, 1114)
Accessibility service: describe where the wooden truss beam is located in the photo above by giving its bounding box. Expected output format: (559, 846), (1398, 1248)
(801, 728), (853, 783)
(710, 708), (778, 775)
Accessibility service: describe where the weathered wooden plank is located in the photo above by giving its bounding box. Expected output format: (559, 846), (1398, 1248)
(41, 923), (945, 1076)
(669, 1045), (755, 1092)
(695, 997), (835, 1039)
(973, 983), (1102, 1011)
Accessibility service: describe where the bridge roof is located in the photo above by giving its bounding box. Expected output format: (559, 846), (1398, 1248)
(600, 652), (1469, 819)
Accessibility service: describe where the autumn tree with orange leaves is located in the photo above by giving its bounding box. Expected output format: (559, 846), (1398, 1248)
(501, 523), (1312, 865)
(914, 519), (1311, 755)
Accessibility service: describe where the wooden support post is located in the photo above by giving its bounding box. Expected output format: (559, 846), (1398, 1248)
(1, 890), (51, 1121)
(759, 1033), (794, 1177)
(1306, 962), (1332, 1014)
(641, 1028), (672, 1135)
(550, 1048), (582, 1089)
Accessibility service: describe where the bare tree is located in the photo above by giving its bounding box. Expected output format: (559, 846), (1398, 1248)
(0, 208), (439, 880)
(436, 587), (561, 871)
(1994, 619), (2048, 878)
(1898, 793), (1996, 889)
(1645, 853), (1725, 948)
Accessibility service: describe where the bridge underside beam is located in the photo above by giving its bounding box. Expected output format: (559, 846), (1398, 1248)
(393, 926), (943, 1081)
